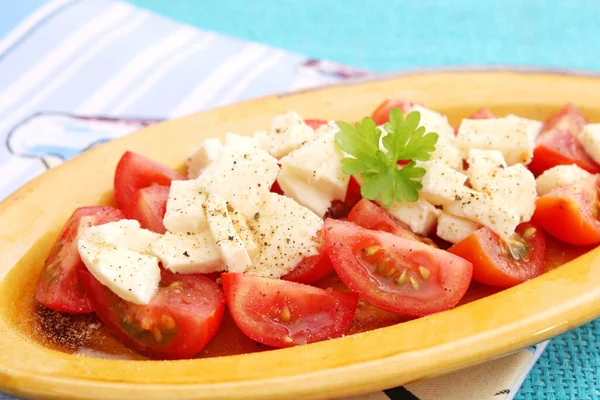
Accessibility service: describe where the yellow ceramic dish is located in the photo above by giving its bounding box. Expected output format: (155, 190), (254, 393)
(1, 70), (600, 400)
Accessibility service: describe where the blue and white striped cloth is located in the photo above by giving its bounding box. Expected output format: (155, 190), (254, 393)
(0, 1), (546, 399)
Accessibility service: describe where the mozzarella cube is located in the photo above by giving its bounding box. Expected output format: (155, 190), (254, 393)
(186, 138), (223, 179)
(196, 145), (280, 217)
(444, 189), (520, 240)
(456, 118), (534, 165)
(419, 161), (468, 205)
(467, 148), (507, 170)
(506, 114), (543, 142)
(535, 164), (592, 195)
(468, 161), (537, 223)
(78, 239), (160, 305)
(383, 199), (441, 236)
(436, 212), (481, 244)
(151, 231), (224, 274)
(83, 219), (161, 255)
(278, 130), (350, 216)
(410, 105), (456, 145)
(224, 133), (258, 149)
(163, 179), (208, 233)
(205, 194), (251, 273)
(230, 208), (259, 259)
(254, 112), (315, 158)
(578, 123), (600, 164)
(247, 193), (323, 278)
(428, 142), (463, 170)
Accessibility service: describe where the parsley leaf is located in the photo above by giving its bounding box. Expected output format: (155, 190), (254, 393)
(335, 108), (438, 207)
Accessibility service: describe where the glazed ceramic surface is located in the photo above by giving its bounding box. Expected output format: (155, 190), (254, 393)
(1, 70), (600, 400)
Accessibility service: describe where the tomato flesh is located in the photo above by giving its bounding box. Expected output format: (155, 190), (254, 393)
(221, 273), (358, 347)
(304, 119), (328, 130)
(36, 206), (124, 314)
(324, 219), (472, 316)
(541, 103), (587, 134)
(532, 176), (600, 246)
(371, 99), (417, 125)
(114, 151), (184, 210)
(347, 199), (436, 246)
(79, 268), (225, 359)
(281, 250), (333, 284)
(449, 223), (546, 288)
(324, 176), (362, 219)
(469, 108), (495, 119)
(124, 185), (169, 233)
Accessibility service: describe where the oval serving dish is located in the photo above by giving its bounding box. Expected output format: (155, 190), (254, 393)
(1, 70), (599, 400)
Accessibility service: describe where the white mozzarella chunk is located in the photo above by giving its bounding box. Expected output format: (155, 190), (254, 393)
(428, 142), (463, 170)
(419, 161), (468, 205)
(456, 118), (534, 165)
(535, 164), (592, 196)
(436, 212), (481, 244)
(151, 231), (224, 274)
(185, 138), (223, 179)
(254, 112), (316, 158)
(205, 194), (251, 273)
(83, 219), (161, 255)
(247, 193), (323, 278)
(224, 133), (258, 149)
(578, 123), (600, 164)
(467, 148), (507, 170)
(410, 105), (456, 145)
(196, 145), (280, 217)
(230, 208), (259, 259)
(468, 162), (537, 223)
(163, 179), (208, 233)
(444, 189), (520, 240)
(277, 130), (350, 216)
(78, 239), (160, 305)
(383, 199), (441, 236)
(506, 114), (543, 142)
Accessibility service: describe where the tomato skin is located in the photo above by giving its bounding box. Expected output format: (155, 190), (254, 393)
(324, 176), (362, 219)
(449, 223), (546, 288)
(528, 129), (600, 175)
(304, 119), (328, 130)
(114, 151), (184, 210)
(281, 250), (333, 284)
(36, 206), (124, 314)
(270, 180), (284, 195)
(371, 99), (416, 125)
(532, 177), (600, 246)
(347, 199), (436, 246)
(79, 268), (225, 360)
(541, 103), (587, 134)
(221, 273), (358, 348)
(324, 219), (472, 316)
(124, 185), (169, 233)
(469, 108), (495, 119)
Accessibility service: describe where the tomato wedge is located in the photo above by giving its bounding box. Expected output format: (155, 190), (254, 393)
(281, 250), (333, 284)
(114, 151), (184, 210)
(469, 107), (495, 119)
(221, 273), (358, 348)
(541, 103), (587, 134)
(124, 185), (169, 233)
(532, 176), (600, 245)
(324, 176), (362, 219)
(324, 219), (472, 316)
(347, 199), (436, 246)
(449, 223), (546, 288)
(371, 99), (416, 125)
(79, 268), (225, 359)
(304, 119), (328, 130)
(36, 206), (124, 313)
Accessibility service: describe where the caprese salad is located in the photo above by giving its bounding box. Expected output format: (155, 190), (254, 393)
(35, 100), (600, 360)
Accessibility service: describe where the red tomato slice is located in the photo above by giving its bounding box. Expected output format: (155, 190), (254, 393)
(114, 151), (184, 210)
(281, 250), (333, 284)
(323, 219), (472, 316)
(347, 199), (436, 246)
(304, 119), (328, 130)
(36, 206), (124, 313)
(528, 129), (600, 175)
(448, 223), (546, 288)
(324, 176), (362, 219)
(270, 180), (284, 195)
(469, 108), (495, 119)
(124, 185), (169, 233)
(79, 268), (225, 360)
(371, 99), (417, 125)
(221, 273), (358, 348)
(532, 176), (600, 245)
(541, 103), (587, 134)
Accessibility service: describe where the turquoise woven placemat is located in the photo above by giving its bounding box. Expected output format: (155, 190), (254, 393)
(124, 1), (600, 399)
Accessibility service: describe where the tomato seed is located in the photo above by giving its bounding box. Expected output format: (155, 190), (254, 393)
(409, 276), (420, 290)
(152, 328), (163, 343)
(140, 317), (153, 330)
(365, 246), (381, 256)
(281, 307), (291, 322)
(284, 336), (294, 344)
(418, 266), (431, 279)
(161, 315), (176, 330)
(522, 227), (537, 239)
(395, 270), (407, 285)
(386, 267), (397, 277)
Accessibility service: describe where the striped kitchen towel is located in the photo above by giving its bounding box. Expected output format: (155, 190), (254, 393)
(0, 1), (546, 399)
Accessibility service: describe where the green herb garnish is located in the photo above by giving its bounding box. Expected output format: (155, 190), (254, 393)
(335, 108), (438, 207)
